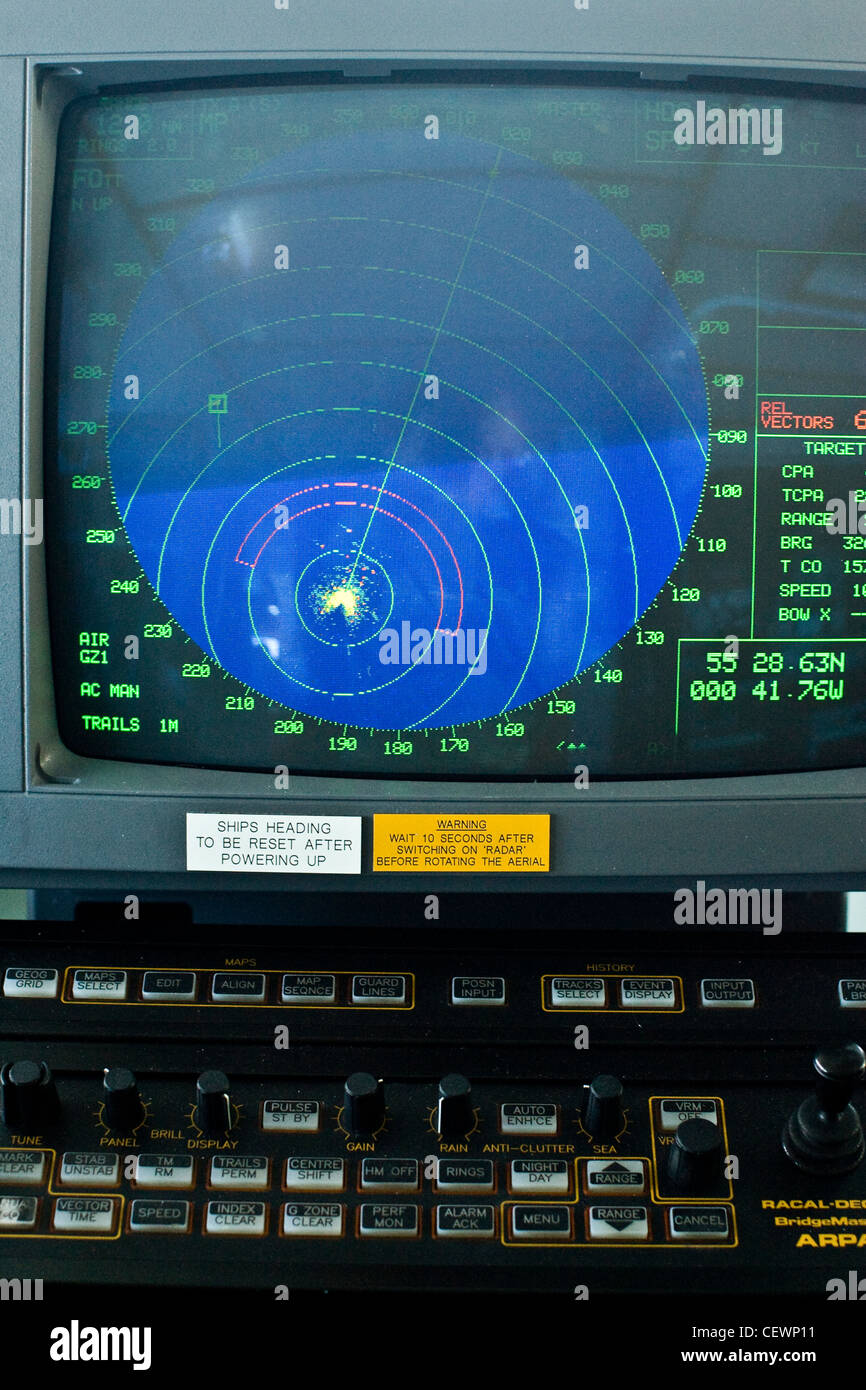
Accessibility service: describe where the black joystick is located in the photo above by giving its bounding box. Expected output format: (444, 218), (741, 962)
(782, 1043), (866, 1176)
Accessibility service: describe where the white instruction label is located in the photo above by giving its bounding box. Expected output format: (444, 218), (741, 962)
(186, 814), (362, 874)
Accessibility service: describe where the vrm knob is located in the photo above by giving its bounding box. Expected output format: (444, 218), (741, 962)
(0, 1061), (60, 1131)
(102, 1068), (143, 1131)
(194, 1070), (233, 1134)
(436, 1074), (474, 1137)
(583, 1075), (625, 1141)
(667, 1118), (724, 1192)
(343, 1073), (386, 1136)
(782, 1043), (866, 1176)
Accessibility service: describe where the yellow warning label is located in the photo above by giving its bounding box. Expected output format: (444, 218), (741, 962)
(372, 814), (550, 872)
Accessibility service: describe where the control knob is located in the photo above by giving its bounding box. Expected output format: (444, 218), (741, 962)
(666, 1117), (724, 1192)
(582, 1074), (625, 1141)
(0, 1060), (60, 1131)
(436, 1074), (475, 1137)
(102, 1067), (143, 1131)
(194, 1070), (233, 1134)
(343, 1073), (386, 1135)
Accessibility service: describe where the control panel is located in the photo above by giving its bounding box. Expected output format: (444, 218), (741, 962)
(0, 928), (864, 1298)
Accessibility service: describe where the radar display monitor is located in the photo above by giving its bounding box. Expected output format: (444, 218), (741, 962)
(45, 80), (866, 779)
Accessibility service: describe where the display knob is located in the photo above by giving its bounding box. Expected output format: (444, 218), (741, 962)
(666, 1117), (724, 1192)
(0, 1060), (60, 1131)
(343, 1073), (386, 1135)
(436, 1074), (475, 1137)
(194, 1070), (233, 1134)
(583, 1075), (625, 1141)
(782, 1043), (865, 1176)
(102, 1068), (143, 1131)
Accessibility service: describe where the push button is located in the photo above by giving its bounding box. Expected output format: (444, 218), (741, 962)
(211, 972), (266, 1003)
(0, 1196), (38, 1229)
(668, 1206), (730, 1241)
(511, 1205), (572, 1241)
(282, 1202), (344, 1237)
(620, 978), (676, 1008)
(284, 1158), (344, 1192)
(3, 968), (59, 1000)
(659, 1099), (718, 1130)
(52, 1197), (119, 1234)
(135, 1154), (195, 1189)
(72, 970), (127, 1001)
(509, 1159), (570, 1195)
(435, 1159), (494, 1193)
(436, 1204), (495, 1238)
(141, 972), (197, 1002)
(451, 976), (505, 1005)
(360, 1158), (419, 1192)
(281, 973), (336, 1004)
(209, 1156), (269, 1190)
(262, 1100), (320, 1133)
(358, 1203), (419, 1236)
(0, 1150), (46, 1186)
(839, 979), (866, 1008)
(205, 1200), (267, 1235)
(129, 1199), (190, 1233)
(585, 1160), (647, 1196)
(59, 1152), (119, 1187)
(700, 978), (755, 1008)
(500, 1102), (558, 1135)
(351, 975), (407, 1005)
(587, 1205), (649, 1241)
(549, 977), (606, 1008)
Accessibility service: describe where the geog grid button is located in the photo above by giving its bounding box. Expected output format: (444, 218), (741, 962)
(500, 1102), (558, 1135)
(281, 973), (336, 1004)
(72, 970), (127, 1001)
(451, 976), (506, 1005)
(700, 978), (755, 1008)
(0, 1150), (46, 1186)
(509, 1159), (570, 1195)
(351, 975), (407, 1004)
(668, 1206), (730, 1241)
(129, 1200), (190, 1233)
(283, 1203), (344, 1237)
(141, 972), (197, 1002)
(549, 977), (606, 1007)
(436, 1204), (495, 1238)
(205, 1200), (266, 1235)
(619, 978), (676, 1008)
(262, 1100), (320, 1133)
(659, 1099), (718, 1131)
(210, 1156), (269, 1189)
(0, 1196), (38, 1229)
(60, 1152), (119, 1187)
(359, 1203), (419, 1236)
(587, 1205), (649, 1240)
(52, 1197), (119, 1234)
(3, 968), (59, 999)
(135, 1154), (195, 1189)
(211, 972), (266, 1003)
(511, 1205), (572, 1240)
(839, 979), (866, 1008)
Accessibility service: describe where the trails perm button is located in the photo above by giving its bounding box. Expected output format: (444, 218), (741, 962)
(668, 1206), (730, 1241)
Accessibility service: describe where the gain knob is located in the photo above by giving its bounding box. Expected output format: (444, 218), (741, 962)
(102, 1067), (143, 1131)
(194, 1070), (233, 1135)
(782, 1043), (865, 1176)
(436, 1074), (475, 1137)
(0, 1060), (60, 1131)
(582, 1075), (625, 1141)
(343, 1073), (386, 1135)
(666, 1117), (724, 1193)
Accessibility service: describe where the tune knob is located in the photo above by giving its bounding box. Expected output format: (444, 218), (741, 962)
(102, 1068), (143, 1131)
(343, 1073), (386, 1135)
(782, 1043), (866, 1175)
(0, 1060), (60, 1131)
(194, 1070), (233, 1134)
(583, 1075), (625, 1141)
(667, 1117), (724, 1192)
(436, 1074), (475, 1137)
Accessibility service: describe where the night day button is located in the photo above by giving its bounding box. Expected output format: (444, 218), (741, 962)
(510, 1159), (569, 1195)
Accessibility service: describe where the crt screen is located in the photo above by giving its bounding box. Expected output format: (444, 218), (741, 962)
(45, 81), (866, 775)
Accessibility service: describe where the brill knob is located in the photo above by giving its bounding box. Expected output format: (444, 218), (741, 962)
(102, 1068), (143, 1131)
(667, 1117), (724, 1192)
(436, 1074), (475, 1137)
(0, 1060), (60, 1131)
(583, 1075), (625, 1141)
(782, 1043), (865, 1176)
(343, 1073), (386, 1135)
(195, 1070), (233, 1134)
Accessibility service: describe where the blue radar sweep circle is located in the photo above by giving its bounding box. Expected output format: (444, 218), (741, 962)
(108, 130), (708, 728)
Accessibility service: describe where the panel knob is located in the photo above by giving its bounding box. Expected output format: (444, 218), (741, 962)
(343, 1073), (386, 1135)
(782, 1043), (865, 1175)
(0, 1060), (60, 1131)
(436, 1074), (475, 1137)
(583, 1075), (625, 1141)
(194, 1070), (233, 1134)
(666, 1117), (724, 1192)
(102, 1067), (143, 1131)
